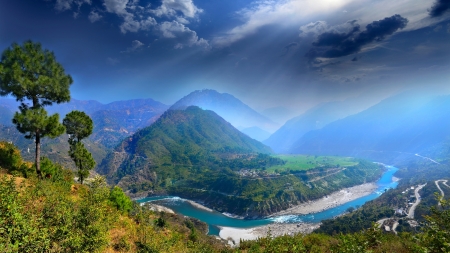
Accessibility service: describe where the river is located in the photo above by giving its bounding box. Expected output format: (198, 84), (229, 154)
(138, 165), (398, 236)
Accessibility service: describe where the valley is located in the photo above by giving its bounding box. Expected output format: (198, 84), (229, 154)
(1, 88), (450, 252)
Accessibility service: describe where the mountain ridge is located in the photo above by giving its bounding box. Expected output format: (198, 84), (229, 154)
(170, 89), (280, 133)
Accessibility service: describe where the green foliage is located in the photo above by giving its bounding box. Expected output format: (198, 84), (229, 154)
(0, 141), (22, 171)
(421, 196), (450, 253)
(154, 217), (167, 228)
(0, 175), (113, 252)
(0, 41), (72, 106)
(109, 186), (133, 214)
(63, 110), (93, 144)
(0, 141), (34, 178)
(0, 41), (72, 178)
(39, 156), (73, 188)
(69, 142), (95, 184)
(63, 111), (95, 184)
(12, 107), (65, 140)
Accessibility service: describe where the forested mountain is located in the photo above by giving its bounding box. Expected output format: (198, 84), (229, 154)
(0, 97), (169, 149)
(289, 93), (450, 163)
(0, 125), (107, 170)
(98, 106), (272, 179)
(170, 89), (279, 133)
(98, 106), (384, 217)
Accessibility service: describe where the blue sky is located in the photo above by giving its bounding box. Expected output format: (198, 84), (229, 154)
(1, 0), (449, 114)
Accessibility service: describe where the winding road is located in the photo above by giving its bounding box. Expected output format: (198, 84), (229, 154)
(435, 179), (449, 206)
(407, 183), (426, 219)
(377, 183), (426, 234)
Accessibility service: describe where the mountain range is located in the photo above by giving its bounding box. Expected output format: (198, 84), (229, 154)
(289, 92), (450, 163)
(170, 89), (280, 134)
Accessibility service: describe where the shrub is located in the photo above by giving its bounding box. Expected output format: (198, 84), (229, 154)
(109, 186), (133, 214)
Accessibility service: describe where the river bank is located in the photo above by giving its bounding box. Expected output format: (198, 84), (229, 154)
(218, 182), (378, 243)
(269, 182), (377, 217)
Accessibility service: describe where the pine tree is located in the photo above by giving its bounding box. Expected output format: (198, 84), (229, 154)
(0, 41), (72, 178)
(63, 110), (95, 183)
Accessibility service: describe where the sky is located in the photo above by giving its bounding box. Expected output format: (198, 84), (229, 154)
(1, 0), (449, 115)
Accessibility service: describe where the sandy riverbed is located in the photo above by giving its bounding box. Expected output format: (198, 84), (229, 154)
(218, 182), (378, 244)
(186, 200), (215, 212)
(269, 182), (377, 216)
(219, 223), (321, 246)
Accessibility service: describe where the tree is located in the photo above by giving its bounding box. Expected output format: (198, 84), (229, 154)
(63, 110), (93, 145)
(68, 142), (95, 184)
(0, 41), (72, 178)
(63, 111), (95, 184)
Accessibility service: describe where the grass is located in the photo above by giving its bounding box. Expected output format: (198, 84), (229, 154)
(265, 154), (358, 172)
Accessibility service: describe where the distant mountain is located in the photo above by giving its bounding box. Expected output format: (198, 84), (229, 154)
(46, 98), (105, 116)
(0, 97), (169, 149)
(0, 105), (13, 126)
(0, 97), (169, 168)
(289, 93), (450, 163)
(89, 98), (169, 148)
(240, 126), (271, 142)
(264, 98), (376, 153)
(0, 124), (107, 170)
(170, 89), (279, 132)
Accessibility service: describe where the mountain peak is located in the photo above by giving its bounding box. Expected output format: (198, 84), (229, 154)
(170, 90), (279, 132)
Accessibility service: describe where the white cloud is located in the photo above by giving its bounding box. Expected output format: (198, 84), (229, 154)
(121, 40), (145, 53)
(159, 21), (209, 49)
(152, 0), (202, 19)
(120, 15), (157, 33)
(212, 0), (354, 47)
(299, 21), (329, 38)
(212, 0), (437, 47)
(102, 0), (157, 33)
(88, 11), (102, 23)
(103, 0), (128, 15)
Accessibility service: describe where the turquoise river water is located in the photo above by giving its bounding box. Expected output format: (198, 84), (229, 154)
(138, 166), (398, 236)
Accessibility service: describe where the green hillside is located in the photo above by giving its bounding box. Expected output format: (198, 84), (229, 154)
(98, 106), (273, 183)
(98, 106), (383, 217)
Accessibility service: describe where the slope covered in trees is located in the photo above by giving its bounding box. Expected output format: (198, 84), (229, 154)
(98, 106), (383, 217)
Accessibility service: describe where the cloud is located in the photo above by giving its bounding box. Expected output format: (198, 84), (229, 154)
(152, 0), (203, 20)
(88, 11), (102, 23)
(103, 0), (128, 15)
(54, 0), (91, 11)
(429, 0), (450, 17)
(212, 0), (355, 47)
(305, 14), (408, 60)
(121, 40), (145, 53)
(299, 21), (329, 38)
(159, 21), (209, 49)
(120, 16), (157, 33)
(102, 0), (157, 34)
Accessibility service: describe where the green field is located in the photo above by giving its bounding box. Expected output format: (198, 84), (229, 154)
(265, 154), (358, 172)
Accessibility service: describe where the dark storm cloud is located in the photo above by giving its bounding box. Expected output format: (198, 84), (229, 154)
(429, 0), (450, 17)
(306, 15), (408, 60)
